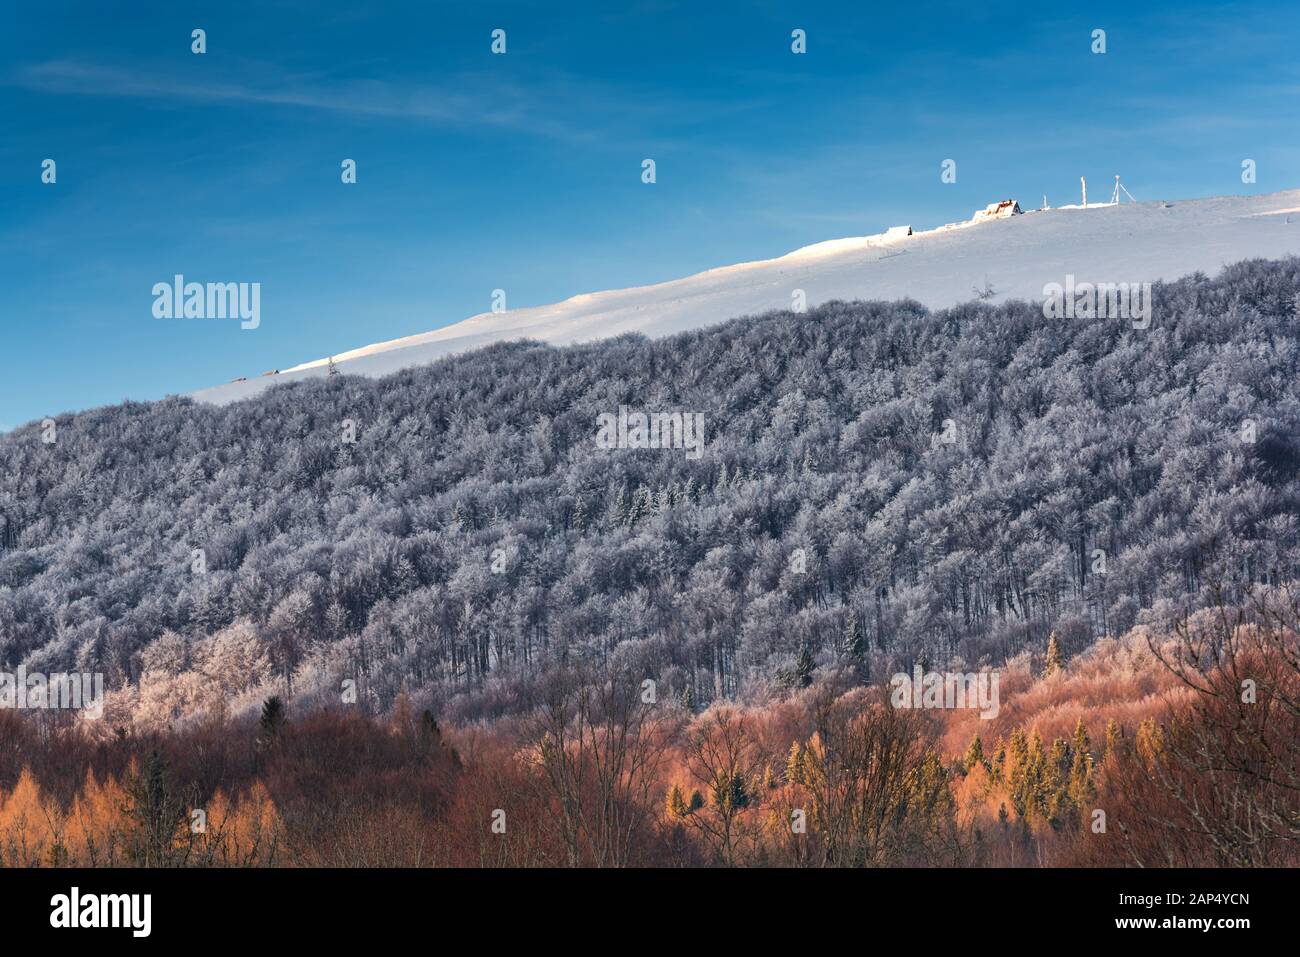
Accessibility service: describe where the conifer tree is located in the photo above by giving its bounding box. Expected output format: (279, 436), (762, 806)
(667, 481), (682, 507)
(1135, 718), (1164, 767)
(842, 612), (867, 668)
(786, 741), (807, 786)
(1044, 632), (1064, 676)
(907, 750), (952, 822)
(794, 646), (815, 688)
(607, 486), (627, 526)
(1007, 727), (1031, 819)
(1048, 737), (1070, 775)
(667, 784), (689, 818)
(627, 486), (652, 527)
(257, 696), (285, 753)
(1068, 740), (1094, 812)
(1103, 718), (1121, 759)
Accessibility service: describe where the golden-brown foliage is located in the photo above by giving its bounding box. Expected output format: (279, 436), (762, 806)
(2, 596), (1295, 867)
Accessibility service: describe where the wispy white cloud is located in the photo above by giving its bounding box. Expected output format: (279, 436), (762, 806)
(14, 59), (594, 141)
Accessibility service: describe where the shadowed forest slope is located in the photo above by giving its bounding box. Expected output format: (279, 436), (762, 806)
(1, 258), (1298, 724)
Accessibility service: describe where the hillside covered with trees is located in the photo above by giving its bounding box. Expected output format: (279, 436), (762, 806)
(1, 257), (1298, 726)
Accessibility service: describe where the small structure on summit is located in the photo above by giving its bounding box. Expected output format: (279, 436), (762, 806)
(971, 199), (1022, 223)
(884, 225), (913, 239)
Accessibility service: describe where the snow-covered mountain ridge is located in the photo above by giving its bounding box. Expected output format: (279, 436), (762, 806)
(192, 189), (1300, 405)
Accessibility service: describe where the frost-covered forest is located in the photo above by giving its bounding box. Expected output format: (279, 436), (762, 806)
(1, 258), (1298, 724)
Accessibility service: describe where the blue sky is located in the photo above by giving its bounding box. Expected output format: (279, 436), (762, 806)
(2, 0), (1299, 431)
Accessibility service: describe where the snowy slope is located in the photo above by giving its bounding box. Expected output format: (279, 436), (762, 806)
(192, 190), (1300, 405)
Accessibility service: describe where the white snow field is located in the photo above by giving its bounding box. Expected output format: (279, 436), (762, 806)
(193, 189), (1300, 405)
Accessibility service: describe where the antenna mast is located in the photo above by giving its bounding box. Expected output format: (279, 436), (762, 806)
(1110, 175), (1139, 204)
(1081, 176), (1088, 208)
